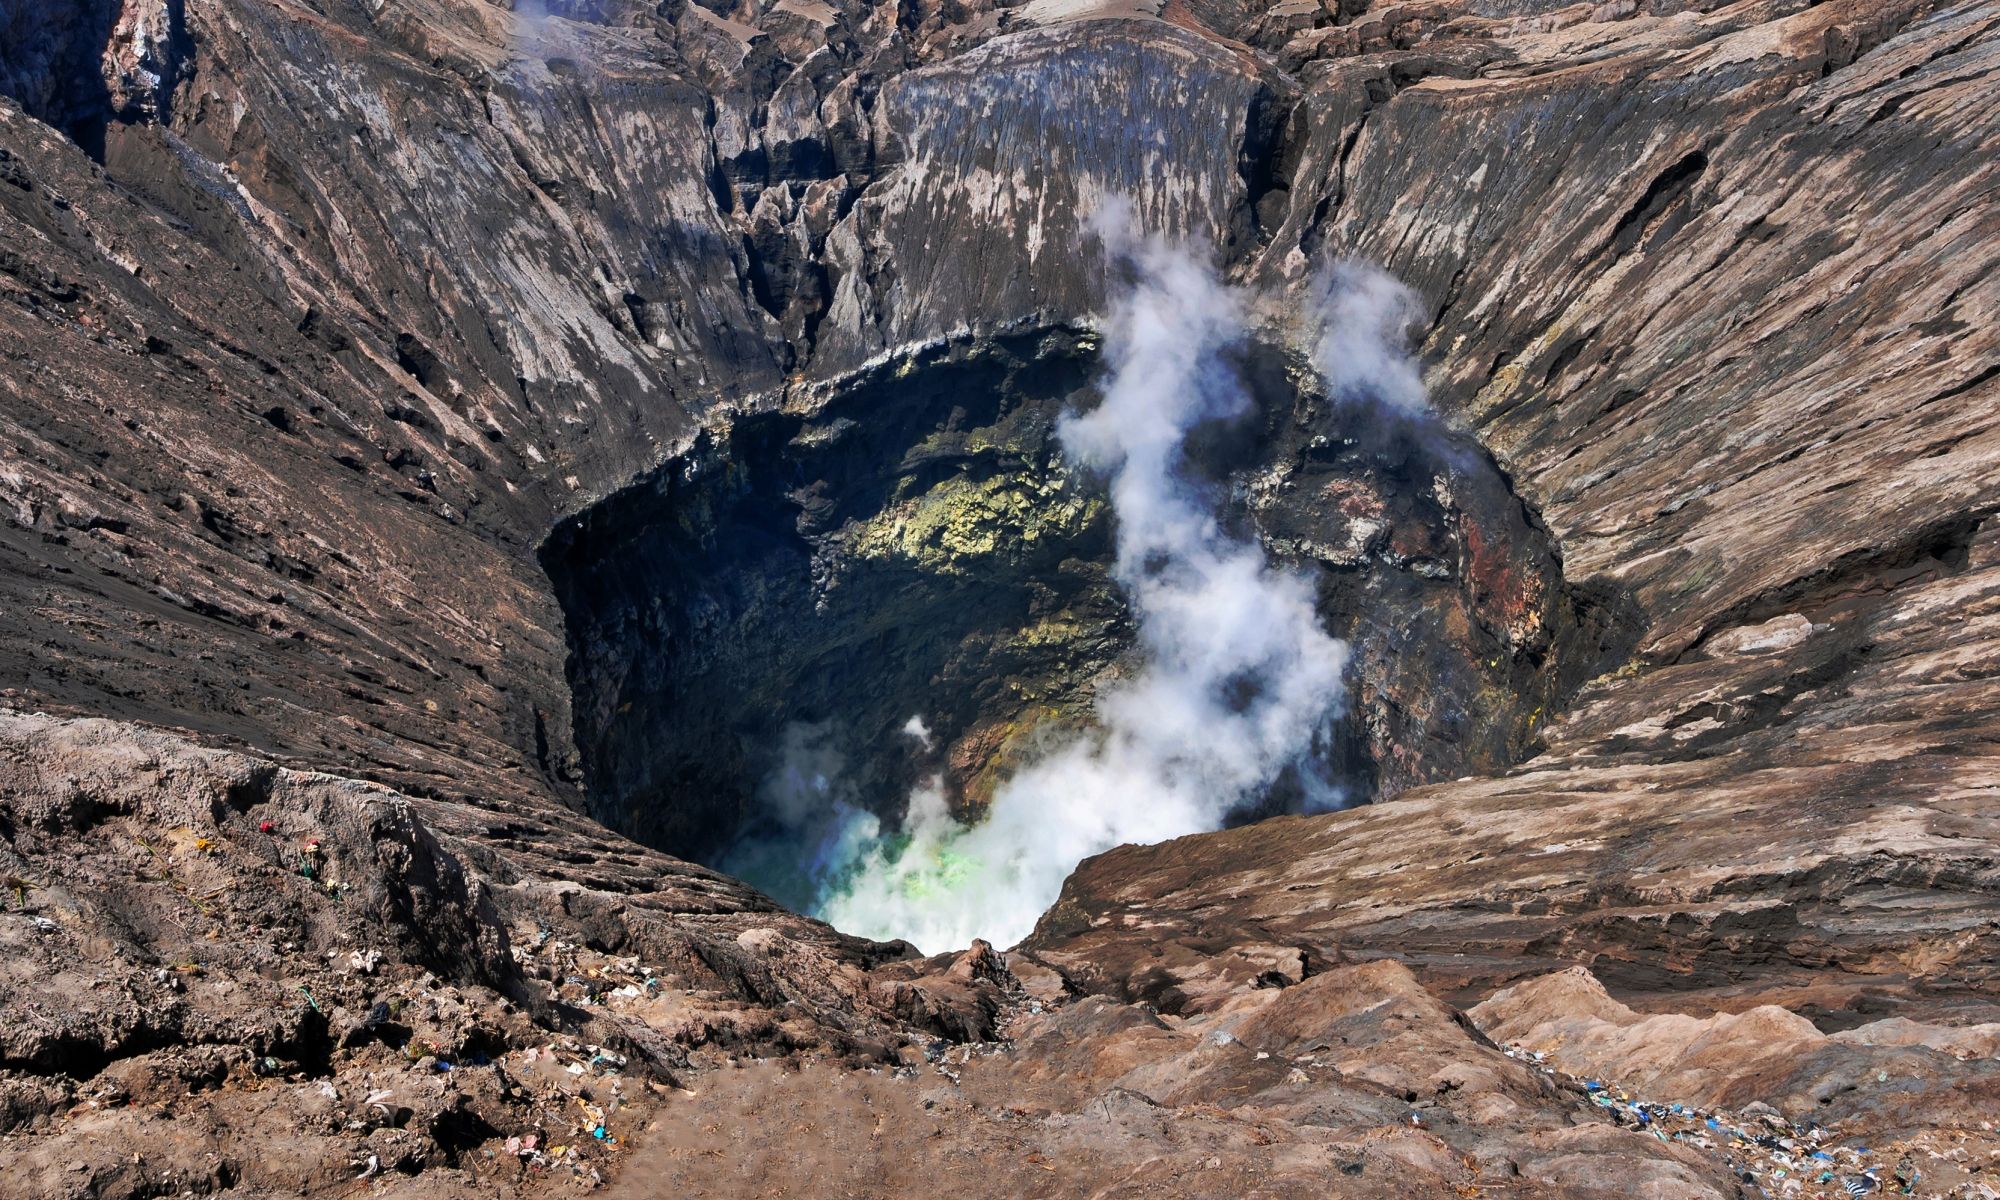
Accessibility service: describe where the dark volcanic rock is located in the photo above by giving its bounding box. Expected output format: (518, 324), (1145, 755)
(542, 327), (1618, 878)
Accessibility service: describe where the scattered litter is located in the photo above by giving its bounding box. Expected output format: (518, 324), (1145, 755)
(1496, 1042), (1974, 1198)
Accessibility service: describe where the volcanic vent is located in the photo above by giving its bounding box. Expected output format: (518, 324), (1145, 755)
(541, 260), (1633, 948)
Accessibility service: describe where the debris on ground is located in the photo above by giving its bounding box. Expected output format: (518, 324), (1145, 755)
(1498, 1044), (2000, 1199)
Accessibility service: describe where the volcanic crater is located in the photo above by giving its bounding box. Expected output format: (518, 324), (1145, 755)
(540, 326), (1635, 915)
(1, 0), (1997, 1196)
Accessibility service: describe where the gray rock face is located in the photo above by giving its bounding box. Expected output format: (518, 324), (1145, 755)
(1, 0), (1998, 1193)
(0, 1), (146, 145)
(815, 20), (1281, 365)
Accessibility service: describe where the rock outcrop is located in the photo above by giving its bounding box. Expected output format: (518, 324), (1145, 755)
(0, 709), (1007, 1195)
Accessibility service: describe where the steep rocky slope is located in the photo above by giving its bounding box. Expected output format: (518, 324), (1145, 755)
(1, 0), (1998, 1195)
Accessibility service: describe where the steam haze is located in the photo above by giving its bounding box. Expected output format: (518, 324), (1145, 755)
(1305, 260), (1430, 414)
(799, 214), (1430, 953)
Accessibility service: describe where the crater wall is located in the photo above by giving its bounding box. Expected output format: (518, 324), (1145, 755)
(0, 0), (1992, 1117)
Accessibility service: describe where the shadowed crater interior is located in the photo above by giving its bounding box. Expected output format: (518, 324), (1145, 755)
(540, 327), (1636, 910)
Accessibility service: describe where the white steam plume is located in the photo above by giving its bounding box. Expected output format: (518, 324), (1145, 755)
(816, 209), (1364, 952)
(508, 0), (555, 63)
(718, 721), (881, 915)
(1306, 260), (1429, 414)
